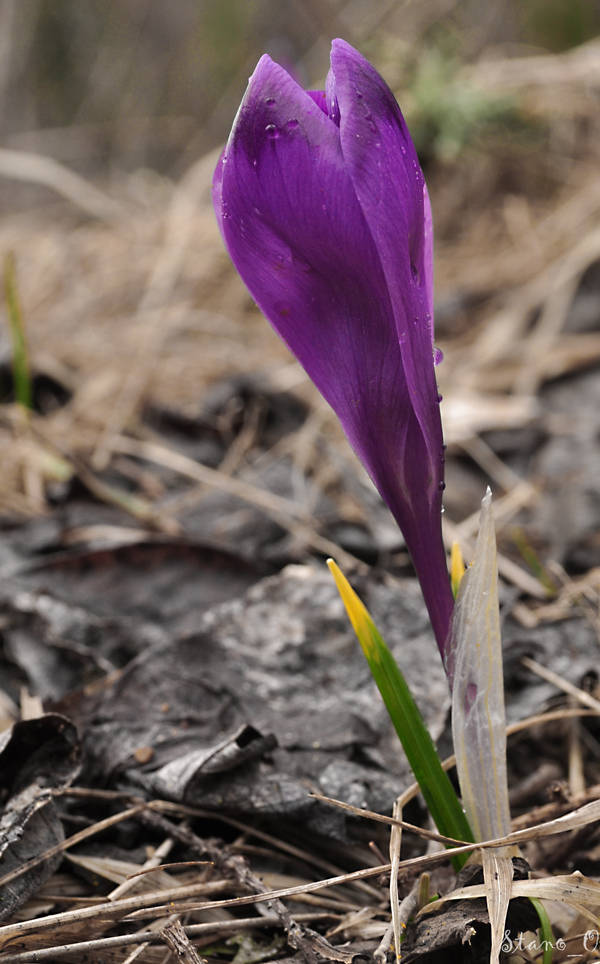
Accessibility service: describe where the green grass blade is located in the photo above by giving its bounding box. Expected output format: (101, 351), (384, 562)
(529, 898), (554, 964)
(4, 252), (33, 411)
(328, 560), (473, 868)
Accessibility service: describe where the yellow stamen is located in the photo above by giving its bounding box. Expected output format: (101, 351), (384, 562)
(450, 541), (466, 598)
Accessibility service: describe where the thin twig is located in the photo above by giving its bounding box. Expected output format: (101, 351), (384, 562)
(0, 913), (333, 963)
(521, 656), (600, 713)
(111, 434), (363, 568)
(161, 919), (205, 964)
(0, 803), (148, 890)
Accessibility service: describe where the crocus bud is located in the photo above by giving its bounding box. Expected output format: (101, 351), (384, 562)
(213, 39), (453, 661)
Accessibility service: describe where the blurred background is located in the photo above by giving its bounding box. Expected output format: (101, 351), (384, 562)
(1, 0), (600, 591)
(2, 0), (600, 175)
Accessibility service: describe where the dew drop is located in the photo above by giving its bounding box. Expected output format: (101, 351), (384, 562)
(265, 96), (276, 106)
(265, 123), (280, 139)
(437, 392), (443, 403)
(293, 254), (313, 273)
(433, 346), (444, 365)
(438, 481), (446, 491)
(286, 119), (299, 131)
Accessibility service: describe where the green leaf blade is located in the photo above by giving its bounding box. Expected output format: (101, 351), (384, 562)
(328, 560), (473, 867)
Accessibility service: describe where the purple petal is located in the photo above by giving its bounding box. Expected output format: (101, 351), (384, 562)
(329, 40), (439, 452)
(423, 183), (435, 337)
(307, 89), (327, 113)
(214, 50), (453, 659)
(328, 41), (451, 639)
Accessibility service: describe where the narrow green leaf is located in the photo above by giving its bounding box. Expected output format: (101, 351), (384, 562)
(4, 252), (33, 411)
(327, 560), (473, 868)
(529, 898), (554, 964)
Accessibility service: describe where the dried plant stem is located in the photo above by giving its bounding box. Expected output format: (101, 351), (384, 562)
(0, 148), (122, 221)
(0, 803), (148, 890)
(112, 434), (362, 567)
(161, 919), (205, 963)
(521, 656), (600, 713)
(0, 913), (332, 963)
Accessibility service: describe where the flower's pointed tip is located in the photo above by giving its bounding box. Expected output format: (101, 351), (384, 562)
(331, 37), (351, 53)
(327, 558), (370, 638)
(241, 53), (287, 108)
(329, 37), (364, 70)
(252, 52), (276, 77)
(480, 486), (494, 523)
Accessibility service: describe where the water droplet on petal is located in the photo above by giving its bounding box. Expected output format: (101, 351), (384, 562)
(438, 481), (446, 491)
(265, 123), (279, 140)
(265, 96), (276, 106)
(433, 346), (444, 365)
(286, 119), (299, 131)
(293, 254), (312, 273)
(437, 392), (443, 403)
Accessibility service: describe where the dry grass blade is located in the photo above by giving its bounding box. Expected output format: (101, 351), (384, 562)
(91, 152), (219, 471)
(0, 913), (333, 963)
(0, 148), (122, 221)
(307, 797), (600, 872)
(144, 796), (380, 899)
(0, 804), (148, 890)
(521, 656), (600, 713)
(310, 792), (467, 845)
(389, 798), (403, 964)
(422, 872), (600, 925)
(481, 849), (515, 964)
(112, 434), (362, 567)
(0, 880), (232, 950)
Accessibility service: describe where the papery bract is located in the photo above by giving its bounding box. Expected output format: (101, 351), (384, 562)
(213, 39), (453, 661)
(450, 488), (511, 843)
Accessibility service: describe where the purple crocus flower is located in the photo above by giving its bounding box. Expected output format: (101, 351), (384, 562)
(213, 39), (453, 662)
